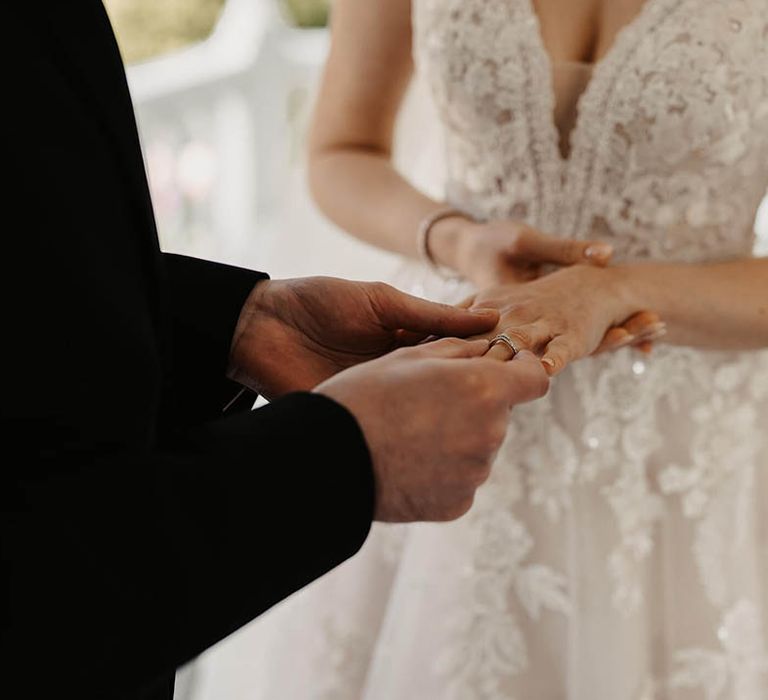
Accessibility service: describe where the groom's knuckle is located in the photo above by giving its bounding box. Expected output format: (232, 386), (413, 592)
(476, 460), (493, 485)
(475, 379), (498, 407)
(462, 456), (484, 483)
(459, 430), (485, 458)
(486, 420), (507, 450)
(532, 371), (551, 397)
(518, 367), (549, 398)
(470, 437), (492, 462)
(371, 280), (392, 295)
(369, 281), (395, 303)
(462, 368), (484, 393)
(444, 493), (476, 521)
(472, 377), (503, 409)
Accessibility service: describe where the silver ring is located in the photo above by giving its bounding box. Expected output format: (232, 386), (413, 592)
(489, 333), (520, 357)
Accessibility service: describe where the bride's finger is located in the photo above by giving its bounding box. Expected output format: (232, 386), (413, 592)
(485, 325), (548, 361)
(593, 311), (663, 355)
(486, 340), (518, 361)
(629, 319), (667, 355)
(592, 327), (634, 355)
(510, 227), (614, 267)
(623, 311), (664, 338)
(540, 335), (581, 375)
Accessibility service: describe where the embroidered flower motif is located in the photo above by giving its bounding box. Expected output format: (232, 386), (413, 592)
(433, 502), (571, 697)
(669, 601), (768, 700)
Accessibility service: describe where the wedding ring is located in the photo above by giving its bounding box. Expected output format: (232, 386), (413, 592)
(489, 333), (520, 358)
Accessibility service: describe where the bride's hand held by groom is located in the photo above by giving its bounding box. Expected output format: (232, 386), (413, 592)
(426, 214), (662, 366)
(470, 264), (665, 375)
(227, 276), (550, 522)
(228, 276), (502, 399)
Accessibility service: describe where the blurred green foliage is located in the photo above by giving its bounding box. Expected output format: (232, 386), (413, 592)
(105, 0), (330, 64)
(279, 0), (330, 27)
(104, 0), (227, 64)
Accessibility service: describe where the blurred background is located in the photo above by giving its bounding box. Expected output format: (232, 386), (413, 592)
(104, 1), (768, 698)
(105, 0), (443, 290)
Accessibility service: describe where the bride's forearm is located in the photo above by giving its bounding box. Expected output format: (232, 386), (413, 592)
(306, 0), (458, 263)
(616, 257), (768, 350)
(308, 148), (466, 263)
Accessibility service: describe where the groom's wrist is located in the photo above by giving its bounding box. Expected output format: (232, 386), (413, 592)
(227, 279), (279, 388)
(231, 280), (273, 351)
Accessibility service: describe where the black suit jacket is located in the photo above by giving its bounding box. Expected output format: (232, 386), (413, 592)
(2, 3), (374, 698)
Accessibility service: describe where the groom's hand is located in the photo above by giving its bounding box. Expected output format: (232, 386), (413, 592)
(316, 340), (549, 522)
(228, 277), (499, 399)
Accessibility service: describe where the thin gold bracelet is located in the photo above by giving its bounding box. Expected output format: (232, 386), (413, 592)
(416, 207), (469, 280)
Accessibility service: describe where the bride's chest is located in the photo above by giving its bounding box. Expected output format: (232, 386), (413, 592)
(413, 0), (768, 148)
(529, 0), (650, 65)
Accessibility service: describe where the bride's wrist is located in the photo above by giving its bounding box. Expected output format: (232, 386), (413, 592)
(426, 214), (476, 272)
(610, 264), (653, 309)
(600, 264), (663, 328)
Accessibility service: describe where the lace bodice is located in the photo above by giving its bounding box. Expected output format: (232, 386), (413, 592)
(413, 0), (768, 263)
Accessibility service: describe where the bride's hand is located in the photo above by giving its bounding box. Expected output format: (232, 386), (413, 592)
(468, 265), (664, 375)
(429, 216), (614, 288)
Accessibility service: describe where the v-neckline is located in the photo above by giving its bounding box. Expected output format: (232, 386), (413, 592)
(517, 0), (681, 236)
(522, 0), (662, 168)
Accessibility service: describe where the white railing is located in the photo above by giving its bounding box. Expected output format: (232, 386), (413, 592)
(127, 0), (365, 272)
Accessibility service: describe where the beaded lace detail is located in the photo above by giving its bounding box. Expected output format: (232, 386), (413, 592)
(414, 0), (768, 262)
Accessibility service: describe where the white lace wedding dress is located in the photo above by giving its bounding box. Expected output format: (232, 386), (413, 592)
(245, 1), (768, 698)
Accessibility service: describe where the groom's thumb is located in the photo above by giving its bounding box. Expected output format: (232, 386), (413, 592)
(371, 283), (499, 337)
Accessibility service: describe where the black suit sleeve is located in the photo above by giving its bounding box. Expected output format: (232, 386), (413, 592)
(3, 5), (376, 698)
(161, 253), (268, 425)
(4, 392), (374, 699)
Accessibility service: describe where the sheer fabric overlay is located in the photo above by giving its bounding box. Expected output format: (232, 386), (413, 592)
(247, 1), (768, 698)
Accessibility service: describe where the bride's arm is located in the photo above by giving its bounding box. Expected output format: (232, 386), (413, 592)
(309, 0), (616, 283)
(469, 255), (768, 374)
(308, 0), (439, 259)
(616, 257), (768, 350)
